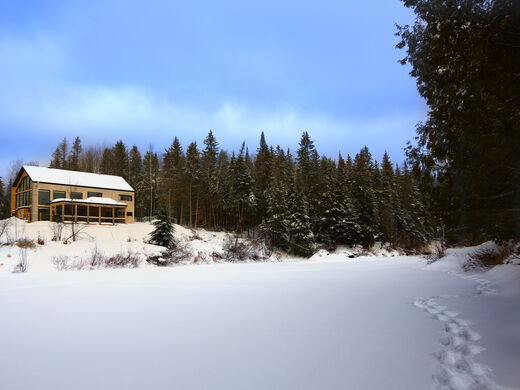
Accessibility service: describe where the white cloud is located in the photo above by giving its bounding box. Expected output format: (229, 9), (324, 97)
(0, 34), (422, 166)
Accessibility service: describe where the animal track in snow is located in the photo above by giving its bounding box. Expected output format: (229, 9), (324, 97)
(414, 297), (496, 390)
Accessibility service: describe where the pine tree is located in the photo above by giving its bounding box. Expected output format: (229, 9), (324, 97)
(150, 210), (176, 248)
(49, 137), (69, 169)
(141, 149), (159, 218)
(112, 140), (129, 179)
(128, 145), (144, 218)
(296, 132), (321, 228)
(201, 130), (219, 228)
(228, 142), (253, 231)
(350, 147), (378, 248)
(99, 147), (113, 175)
(317, 158), (361, 248)
(68, 136), (82, 171)
(184, 142), (201, 228)
(260, 147), (291, 251)
(253, 132), (272, 224)
(397, 0), (520, 242)
(287, 178), (316, 256)
(159, 137), (185, 222)
(0, 178), (9, 219)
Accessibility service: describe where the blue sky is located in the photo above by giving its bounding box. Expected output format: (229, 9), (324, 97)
(0, 0), (425, 179)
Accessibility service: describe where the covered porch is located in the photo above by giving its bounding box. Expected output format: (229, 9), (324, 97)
(50, 197), (128, 224)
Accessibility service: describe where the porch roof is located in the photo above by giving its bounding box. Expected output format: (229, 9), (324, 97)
(51, 197), (128, 207)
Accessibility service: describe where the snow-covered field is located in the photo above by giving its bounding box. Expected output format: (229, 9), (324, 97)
(0, 219), (519, 390)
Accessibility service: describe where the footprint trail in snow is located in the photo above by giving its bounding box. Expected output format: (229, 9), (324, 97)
(414, 276), (498, 390)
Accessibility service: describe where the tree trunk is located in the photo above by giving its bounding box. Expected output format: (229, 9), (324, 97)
(189, 182), (192, 228)
(195, 192), (199, 229)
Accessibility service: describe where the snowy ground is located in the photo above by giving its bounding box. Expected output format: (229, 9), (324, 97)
(0, 219), (519, 390)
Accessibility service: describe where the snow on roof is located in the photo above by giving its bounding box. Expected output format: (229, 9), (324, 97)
(51, 197), (128, 206)
(23, 165), (134, 192)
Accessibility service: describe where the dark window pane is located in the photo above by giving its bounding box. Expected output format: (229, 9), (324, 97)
(119, 195), (132, 201)
(53, 191), (66, 200)
(39, 190), (51, 205)
(70, 192), (83, 199)
(126, 212), (133, 217)
(38, 207), (50, 221)
(87, 192), (103, 198)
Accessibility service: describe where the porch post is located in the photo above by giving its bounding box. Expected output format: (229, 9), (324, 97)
(112, 207), (115, 225)
(74, 204), (77, 223)
(87, 205), (90, 224)
(99, 207), (101, 224)
(61, 204), (64, 223)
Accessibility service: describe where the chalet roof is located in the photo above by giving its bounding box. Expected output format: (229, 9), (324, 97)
(51, 197), (128, 207)
(20, 165), (134, 192)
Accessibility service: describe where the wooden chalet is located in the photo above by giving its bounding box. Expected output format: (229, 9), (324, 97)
(11, 166), (135, 224)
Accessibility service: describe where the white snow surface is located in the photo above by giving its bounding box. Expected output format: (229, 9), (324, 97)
(51, 197), (128, 206)
(23, 165), (134, 191)
(0, 219), (519, 390)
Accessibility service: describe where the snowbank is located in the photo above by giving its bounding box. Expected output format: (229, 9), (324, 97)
(0, 218), (519, 389)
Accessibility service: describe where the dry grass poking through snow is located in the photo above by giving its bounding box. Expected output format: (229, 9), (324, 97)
(463, 242), (519, 271)
(53, 247), (140, 271)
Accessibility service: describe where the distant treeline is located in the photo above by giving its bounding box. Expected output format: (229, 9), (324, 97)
(43, 131), (432, 255)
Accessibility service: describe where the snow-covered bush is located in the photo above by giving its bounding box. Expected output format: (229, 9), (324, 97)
(13, 248), (28, 273)
(0, 219), (12, 243)
(426, 242), (447, 264)
(53, 248), (141, 271)
(52, 256), (69, 271)
(222, 235), (269, 261)
(222, 235), (253, 261)
(463, 243), (515, 271)
(16, 238), (35, 249)
(105, 251), (140, 268)
(146, 243), (193, 266)
(49, 222), (65, 242)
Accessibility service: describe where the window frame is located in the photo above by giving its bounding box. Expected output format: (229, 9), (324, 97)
(70, 192), (83, 200)
(53, 190), (66, 200)
(38, 189), (51, 206)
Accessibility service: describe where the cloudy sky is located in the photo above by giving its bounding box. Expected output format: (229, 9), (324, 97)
(0, 0), (425, 179)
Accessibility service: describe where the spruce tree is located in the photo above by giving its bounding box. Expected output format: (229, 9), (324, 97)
(112, 140), (129, 179)
(128, 145), (144, 218)
(159, 137), (185, 222)
(260, 147), (291, 251)
(141, 149), (159, 218)
(287, 179), (316, 256)
(99, 147), (113, 175)
(68, 136), (83, 171)
(150, 210), (176, 248)
(350, 147), (378, 248)
(397, 0), (520, 242)
(253, 132), (272, 224)
(184, 142), (201, 228)
(0, 178), (9, 219)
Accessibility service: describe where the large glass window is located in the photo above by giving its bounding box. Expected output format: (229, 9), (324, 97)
(87, 192), (103, 198)
(70, 192), (83, 199)
(119, 194), (132, 201)
(38, 190), (50, 205)
(53, 190), (66, 200)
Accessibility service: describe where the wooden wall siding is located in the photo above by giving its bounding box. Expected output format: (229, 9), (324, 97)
(36, 182), (135, 223)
